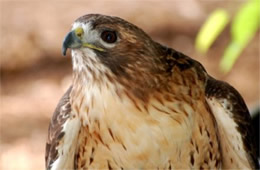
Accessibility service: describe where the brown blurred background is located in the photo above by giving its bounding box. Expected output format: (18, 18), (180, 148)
(0, 1), (259, 169)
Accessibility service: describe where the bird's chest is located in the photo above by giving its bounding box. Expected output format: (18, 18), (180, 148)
(71, 84), (220, 169)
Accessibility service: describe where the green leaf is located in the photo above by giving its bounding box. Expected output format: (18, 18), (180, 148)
(232, 0), (259, 44)
(195, 9), (229, 54)
(220, 0), (260, 73)
(220, 42), (244, 73)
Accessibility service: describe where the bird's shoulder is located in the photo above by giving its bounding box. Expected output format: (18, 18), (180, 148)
(161, 46), (258, 168)
(205, 76), (259, 169)
(45, 86), (73, 169)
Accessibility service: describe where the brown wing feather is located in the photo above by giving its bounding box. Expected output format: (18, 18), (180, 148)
(45, 86), (72, 169)
(205, 76), (259, 169)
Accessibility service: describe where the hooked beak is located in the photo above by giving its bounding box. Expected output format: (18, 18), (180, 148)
(62, 27), (105, 56)
(62, 30), (82, 56)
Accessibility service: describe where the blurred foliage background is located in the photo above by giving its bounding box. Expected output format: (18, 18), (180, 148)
(196, 0), (259, 73)
(0, 1), (259, 169)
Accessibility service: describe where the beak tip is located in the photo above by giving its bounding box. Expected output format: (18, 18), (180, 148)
(62, 47), (67, 56)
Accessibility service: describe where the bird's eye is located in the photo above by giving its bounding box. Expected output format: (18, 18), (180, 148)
(101, 31), (117, 43)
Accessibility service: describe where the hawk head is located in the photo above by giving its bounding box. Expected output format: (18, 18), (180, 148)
(63, 14), (170, 99)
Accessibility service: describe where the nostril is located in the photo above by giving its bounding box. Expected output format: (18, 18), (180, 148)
(76, 32), (82, 37)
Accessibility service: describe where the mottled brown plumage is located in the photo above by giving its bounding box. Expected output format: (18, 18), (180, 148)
(45, 14), (258, 170)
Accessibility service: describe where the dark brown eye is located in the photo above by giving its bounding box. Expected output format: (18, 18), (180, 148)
(101, 31), (117, 43)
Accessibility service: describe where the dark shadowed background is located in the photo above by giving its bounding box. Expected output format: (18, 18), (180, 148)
(0, 1), (259, 169)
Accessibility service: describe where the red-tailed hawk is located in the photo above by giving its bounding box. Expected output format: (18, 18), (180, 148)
(45, 14), (258, 169)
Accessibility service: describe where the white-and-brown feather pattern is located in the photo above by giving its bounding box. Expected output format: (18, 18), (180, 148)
(45, 86), (72, 169)
(45, 14), (258, 170)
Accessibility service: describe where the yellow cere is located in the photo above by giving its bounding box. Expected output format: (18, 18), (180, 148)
(75, 27), (84, 39)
